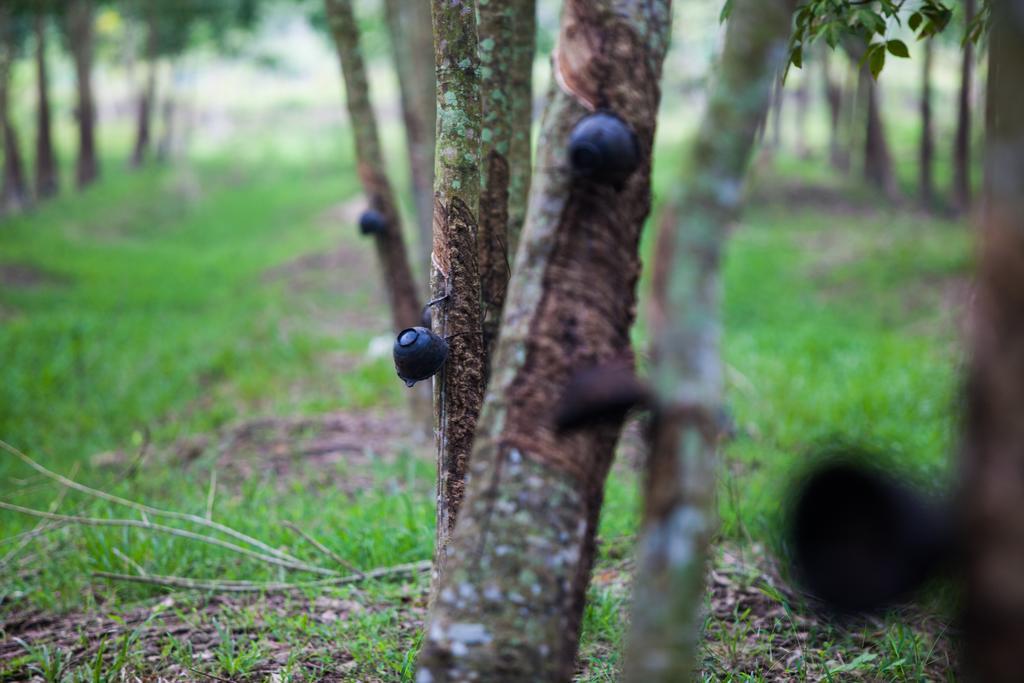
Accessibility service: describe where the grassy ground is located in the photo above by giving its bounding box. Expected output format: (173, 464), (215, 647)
(0, 117), (970, 681)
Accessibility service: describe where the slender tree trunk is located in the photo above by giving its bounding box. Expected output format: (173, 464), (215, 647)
(34, 13), (58, 200)
(416, 1), (671, 679)
(156, 93), (175, 162)
(846, 42), (899, 200)
(920, 37), (935, 209)
(67, 0), (99, 188)
(794, 68), (810, 158)
(323, 0), (421, 334)
(822, 49), (846, 170)
(769, 77), (783, 151)
(864, 74), (898, 199)
(383, 0), (435, 280)
(427, 0), (486, 593)
(961, 3), (1024, 681)
(477, 0), (536, 356)
(0, 14), (30, 214)
(952, 0), (976, 213)
(131, 16), (158, 169)
(623, 0), (795, 678)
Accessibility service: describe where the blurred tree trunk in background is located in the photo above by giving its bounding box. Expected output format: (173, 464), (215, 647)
(961, 2), (1024, 680)
(919, 37), (935, 209)
(426, 0), (486, 595)
(767, 78), (783, 152)
(156, 95), (175, 162)
(821, 49), (848, 171)
(477, 0), (535, 357)
(0, 10), (30, 214)
(383, 0), (435, 281)
(793, 68), (810, 158)
(952, 0), (976, 213)
(130, 13), (159, 168)
(323, 0), (421, 335)
(623, 0), (795, 678)
(34, 12), (58, 200)
(66, 0), (99, 189)
(849, 48), (898, 200)
(416, 1), (670, 678)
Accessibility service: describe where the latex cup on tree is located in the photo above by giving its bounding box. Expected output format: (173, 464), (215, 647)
(359, 209), (388, 236)
(568, 111), (641, 188)
(393, 327), (449, 387)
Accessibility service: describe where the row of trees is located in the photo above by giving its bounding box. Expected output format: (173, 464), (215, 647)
(0, 0), (256, 216)
(324, 0), (1023, 679)
(762, 0), (978, 212)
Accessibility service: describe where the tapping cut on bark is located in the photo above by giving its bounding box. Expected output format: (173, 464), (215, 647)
(624, 0), (797, 679)
(416, 1), (671, 679)
(323, 0), (421, 335)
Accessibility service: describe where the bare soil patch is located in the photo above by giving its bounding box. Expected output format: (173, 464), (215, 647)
(0, 263), (69, 289)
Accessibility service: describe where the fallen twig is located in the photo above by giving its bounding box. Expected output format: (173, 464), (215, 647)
(0, 501), (337, 576)
(281, 521), (364, 577)
(93, 559), (431, 593)
(0, 440), (301, 564)
(0, 463), (77, 571)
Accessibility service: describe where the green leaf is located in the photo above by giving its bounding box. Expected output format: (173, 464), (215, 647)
(792, 44), (803, 68)
(886, 39), (910, 58)
(869, 44), (886, 78)
(719, 0), (734, 23)
(908, 11), (922, 31)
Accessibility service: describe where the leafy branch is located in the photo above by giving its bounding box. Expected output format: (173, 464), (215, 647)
(785, 0), (960, 79)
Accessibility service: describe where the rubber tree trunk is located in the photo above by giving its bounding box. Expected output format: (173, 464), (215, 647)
(477, 0), (536, 356)
(847, 42), (898, 200)
(623, 0), (795, 678)
(0, 14), (30, 214)
(416, 1), (671, 679)
(131, 14), (158, 169)
(920, 37), (935, 209)
(323, 0), (421, 334)
(34, 13), (58, 200)
(67, 0), (98, 189)
(793, 69), (810, 158)
(156, 95), (174, 162)
(821, 49), (848, 171)
(952, 0), (976, 213)
(427, 0), (486, 593)
(960, 2), (1024, 680)
(383, 0), (435, 280)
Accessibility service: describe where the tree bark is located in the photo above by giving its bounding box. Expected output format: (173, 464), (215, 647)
(952, 0), (976, 213)
(67, 0), (99, 189)
(920, 37), (935, 209)
(623, 0), (795, 679)
(323, 0), (421, 334)
(847, 43), (899, 200)
(416, 1), (671, 679)
(34, 12), (58, 200)
(383, 0), (435, 280)
(427, 0), (486, 593)
(793, 67), (810, 159)
(0, 11), (30, 214)
(477, 0), (536, 356)
(821, 49), (848, 171)
(960, 2), (1024, 681)
(130, 16), (159, 169)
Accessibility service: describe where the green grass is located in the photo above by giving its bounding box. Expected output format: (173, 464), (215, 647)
(0, 119), (970, 681)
